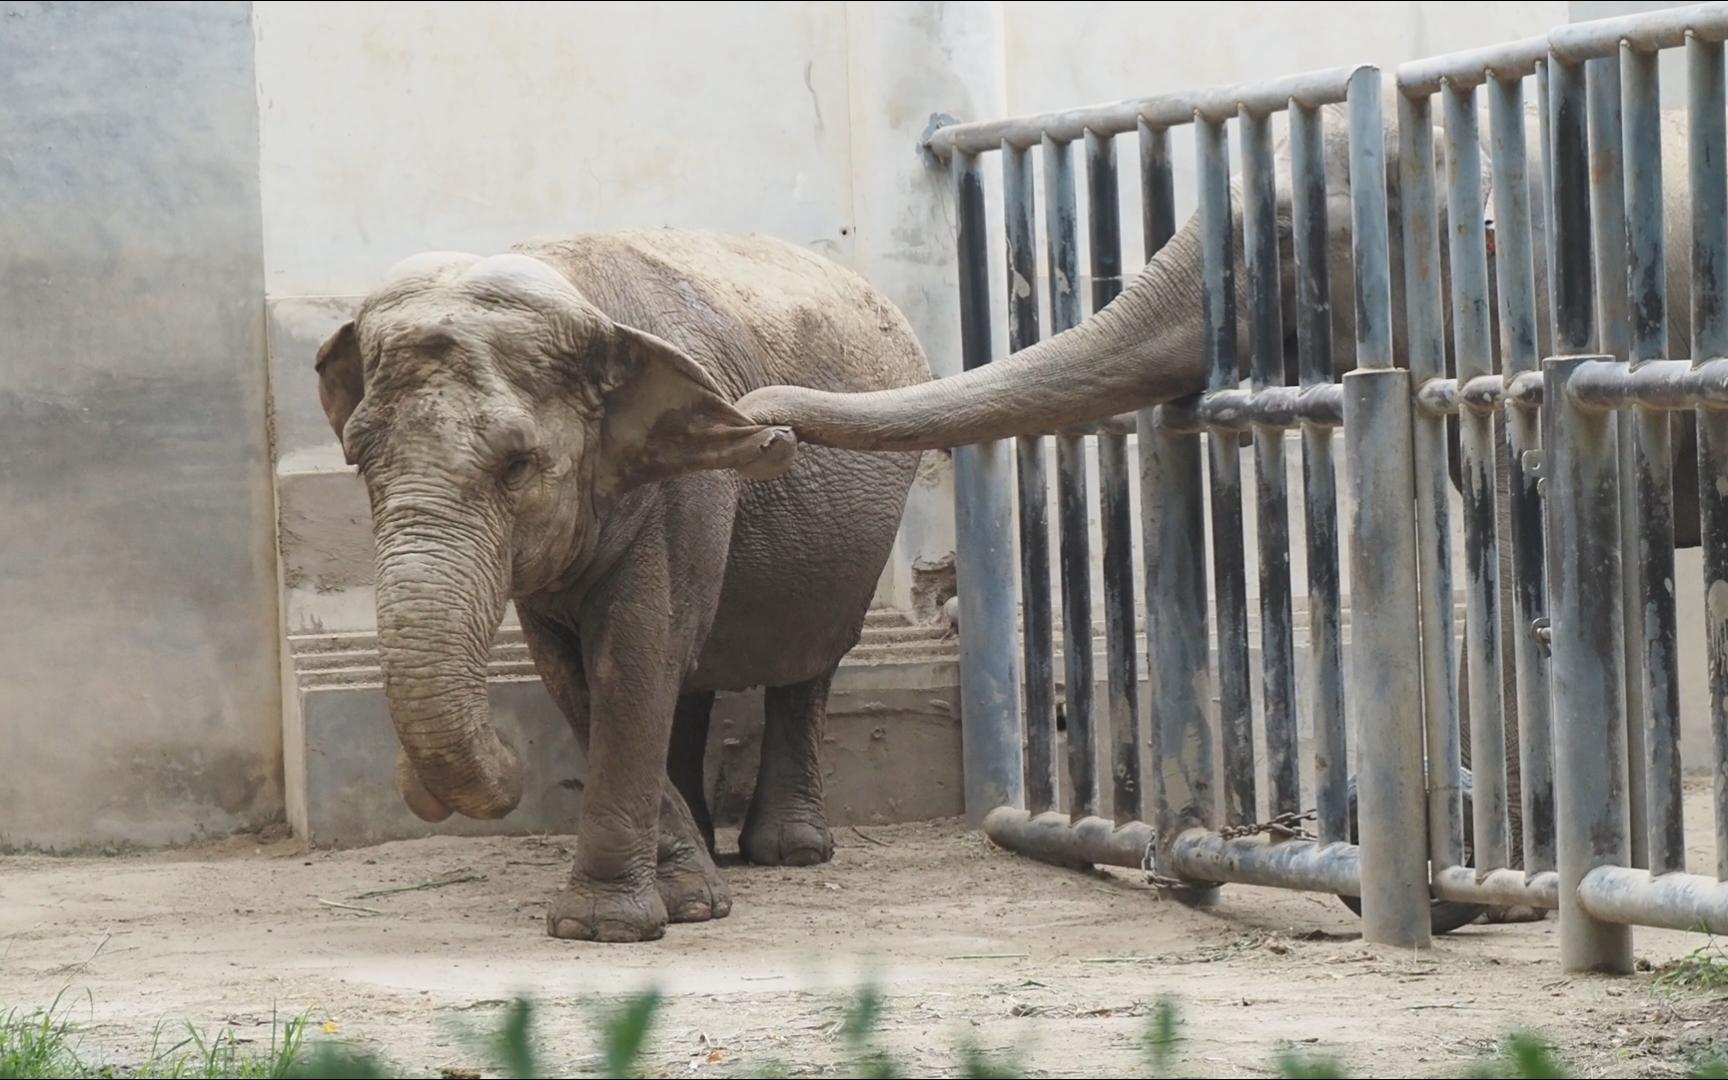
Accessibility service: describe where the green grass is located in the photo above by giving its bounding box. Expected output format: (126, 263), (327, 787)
(1655, 936), (1728, 994)
(2, 987), (1724, 1079)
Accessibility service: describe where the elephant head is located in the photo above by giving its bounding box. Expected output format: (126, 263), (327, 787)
(315, 252), (793, 822)
(738, 95), (1486, 448)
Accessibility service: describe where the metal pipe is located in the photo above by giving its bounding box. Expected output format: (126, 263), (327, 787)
(923, 64), (1367, 158)
(1432, 867), (1562, 909)
(1169, 831), (1362, 897)
(1569, 357), (1728, 410)
(1397, 38), (1548, 96)
(1546, 352), (1635, 975)
(1042, 134), (1098, 819)
(1003, 142), (1057, 815)
(1138, 119), (1218, 899)
(1489, 72), (1557, 874)
(952, 150), (1027, 823)
(981, 806), (1154, 872)
(1689, 33), (1728, 883)
(1397, 88), (1464, 872)
(1347, 66), (1432, 949)
(1577, 866), (1728, 934)
(1414, 372), (1546, 415)
(1622, 39), (1684, 878)
(1241, 108), (1300, 817)
(1085, 129), (1142, 824)
(1549, 3), (1728, 62)
(1445, 81), (1511, 874)
(1290, 102), (1349, 847)
(1198, 115), (1256, 828)
(1589, 55), (1649, 871)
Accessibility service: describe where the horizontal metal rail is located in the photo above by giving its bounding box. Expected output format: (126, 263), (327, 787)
(1577, 867), (1728, 934)
(923, 64), (1367, 157)
(1414, 372), (1545, 416)
(1432, 867), (1561, 909)
(1566, 356), (1728, 411)
(1397, 3), (1728, 94)
(1159, 384), (1344, 433)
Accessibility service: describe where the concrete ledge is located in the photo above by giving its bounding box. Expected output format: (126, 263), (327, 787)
(285, 611), (961, 847)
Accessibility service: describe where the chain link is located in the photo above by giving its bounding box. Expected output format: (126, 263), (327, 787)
(1218, 808), (1318, 841)
(1142, 808), (1319, 887)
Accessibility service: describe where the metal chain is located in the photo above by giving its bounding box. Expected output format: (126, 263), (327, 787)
(1142, 808), (1319, 888)
(1218, 808), (1318, 841)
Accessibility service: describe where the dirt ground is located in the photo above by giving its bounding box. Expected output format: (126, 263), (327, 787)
(2, 785), (1723, 1078)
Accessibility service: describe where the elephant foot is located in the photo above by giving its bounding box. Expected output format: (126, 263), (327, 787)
(546, 871), (667, 942)
(657, 846), (732, 923)
(1483, 905), (1550, 924)
(740, 803), (834, 867)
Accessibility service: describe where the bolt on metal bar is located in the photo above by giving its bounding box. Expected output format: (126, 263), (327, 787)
(1197, 115), (1256, 828)
(951, 150), (1027, 823)
(922, 64), (1366, 158)
(1446, 81), (1512, 874)
(1620, 42), (1685, 878)
(1346, 64), (1432, 950)
(1290, 101), (1349, 847)
(1396, 87), (1465, 872)
(1041, 134), (1098, 819)
(1588, 55), (1651, 872)
(1085, 129), (1143, 825)
(1139, 118), (1218, 898)
(1488, 71), (1557, 874)
(1240, 108), (1300, 818)
(1003, 143), (1058, 816)
(1688, 33), (1728, 882)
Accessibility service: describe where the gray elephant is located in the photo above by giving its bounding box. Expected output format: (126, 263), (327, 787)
(314, 229), (927, 942)
(740, 94), (1704, 891)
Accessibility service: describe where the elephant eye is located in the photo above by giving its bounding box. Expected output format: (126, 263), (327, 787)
(501, 453), (535, 489)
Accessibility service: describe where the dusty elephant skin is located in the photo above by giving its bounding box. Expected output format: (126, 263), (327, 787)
(314, 230), (926, 942)
(740, 95), (1708, 921)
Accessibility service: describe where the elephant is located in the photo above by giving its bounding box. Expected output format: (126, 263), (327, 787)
(313, 229), (927, 942)
(740, 90), (1705, 902)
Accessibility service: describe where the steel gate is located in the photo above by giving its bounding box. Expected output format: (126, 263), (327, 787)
(932, 2), (1728, 972)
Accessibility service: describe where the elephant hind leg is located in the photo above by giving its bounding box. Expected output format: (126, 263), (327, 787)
(740, 670), (836, 867)
(669, 690), (717, 855)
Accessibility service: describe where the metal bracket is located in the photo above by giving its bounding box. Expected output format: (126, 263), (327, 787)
(1522, 448), (1546, 478)
(1531, 616), (1553, 658)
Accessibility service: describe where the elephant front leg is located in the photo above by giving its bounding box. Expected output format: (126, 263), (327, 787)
(741, 671), (836, 866)
(656, 777), (731, 923)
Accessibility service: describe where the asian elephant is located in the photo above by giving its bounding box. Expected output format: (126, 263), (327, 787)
(314, 229), (927, 942)
(740, 93), (1704, 893)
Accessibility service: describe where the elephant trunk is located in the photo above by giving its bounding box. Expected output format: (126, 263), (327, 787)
(371, 491), (523, 821)
(738, 207), (1244, 451)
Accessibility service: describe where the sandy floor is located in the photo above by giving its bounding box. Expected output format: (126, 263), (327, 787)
(2, 786), (1723, 1078)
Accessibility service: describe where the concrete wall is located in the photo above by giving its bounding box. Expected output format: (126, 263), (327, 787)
(0, 2), (282, 849)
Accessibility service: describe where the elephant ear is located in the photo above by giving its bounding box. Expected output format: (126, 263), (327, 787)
(315, 320), (365, 465)
(590, 323), (797, 498)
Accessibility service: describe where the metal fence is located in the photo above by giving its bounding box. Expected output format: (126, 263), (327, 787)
(931, 3), (1728, 971)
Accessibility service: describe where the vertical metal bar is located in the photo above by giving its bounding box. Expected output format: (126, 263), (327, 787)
(1687, 33), (1728, 882)
(1085, 129), (1143, 825)
(1550, 53), (1634, 974)
(1240, 108), (1300, 818)
(1546, 356), (1635, 974)
(1135, 152), (1201, 816)
(1539, 59), (1562, 353)
(1290, 102), (1349, 847)
(1398, 88), (1465, 871)
(1003, 143), (1057, 815)
(1489, 73), (1557, 874)
(1589, 55), (1649, 872)
(1445, 82), (1510, 873)
(1620, 45), (1683, 876)
(1140, 119), (1218, 891)
(1197, 115), (1256, 827)
(953, 149), (1027, 822)
(1346, 67), (1432, 949)
(1042, 134), (1097, 819)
